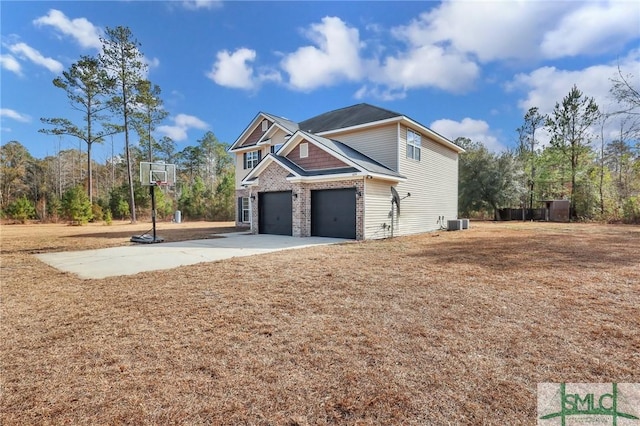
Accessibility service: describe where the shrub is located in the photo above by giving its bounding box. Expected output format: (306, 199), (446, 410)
(6, 196), (36, 223)
(622, 196), (640, 224)
(61, 186), (93, 225)
(91, 203), (104, 222)
(104, 209), (113, 225)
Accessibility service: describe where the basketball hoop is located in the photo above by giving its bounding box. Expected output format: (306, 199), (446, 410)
(131, 162), (177, 244)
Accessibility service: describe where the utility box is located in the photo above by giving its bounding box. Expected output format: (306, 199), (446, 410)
(448, 219), (463, 231)
(174, 210), (182, 224)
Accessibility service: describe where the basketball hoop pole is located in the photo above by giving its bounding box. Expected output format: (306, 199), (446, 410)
(131, 162), (174, 244)
(150, 183), (157, 241)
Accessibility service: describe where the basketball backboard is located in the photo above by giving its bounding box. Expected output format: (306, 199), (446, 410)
(140, 162), (176, 186)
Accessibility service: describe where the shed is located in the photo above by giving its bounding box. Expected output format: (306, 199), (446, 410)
(543, 200), (570, 222)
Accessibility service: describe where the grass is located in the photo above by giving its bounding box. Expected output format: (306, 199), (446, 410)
(1, 220), (639, 424)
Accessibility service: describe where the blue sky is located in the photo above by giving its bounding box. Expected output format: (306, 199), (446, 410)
(1, 0), (639, 162)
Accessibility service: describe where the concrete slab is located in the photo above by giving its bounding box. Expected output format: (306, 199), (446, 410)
(35, 233), (347, 279)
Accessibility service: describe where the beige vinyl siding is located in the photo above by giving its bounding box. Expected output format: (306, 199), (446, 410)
(323, 124), (398, 171)
(235, 154), (249, 188)
(364, 178), (394, 239)
(234, 146), (268, 188)
(270, 129), (288, 146)
(396, 125), (459, 235)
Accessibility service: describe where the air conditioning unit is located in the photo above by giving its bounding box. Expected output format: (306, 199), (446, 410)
(447, 219), (463, 231)
(461, 219), (470, 229)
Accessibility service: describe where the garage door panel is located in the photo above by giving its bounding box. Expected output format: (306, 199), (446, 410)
(311, 188), (356, 239)
(259, 191), (292, 236)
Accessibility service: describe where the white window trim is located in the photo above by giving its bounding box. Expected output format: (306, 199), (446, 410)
(407, 129), (422, 161)
(246, 151), (259, 169)
(241, 197), (250, 223)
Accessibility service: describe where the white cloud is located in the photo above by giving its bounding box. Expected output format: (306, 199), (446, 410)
(541, 1), (640, 58)
(374, 44), (480, 93)
(0, 54), (22, 75)
(392, 2), (566, 62)
(508, 52), (640, 147)
(182, 0), (222, 10)
(281, 16), (363, 91)
(0, 108), (32, 123)
(207, 48), (257, 90)
(33, 9), (102, 50)
(208, 3), (639, 98)
(157, 113), (208, 141)
(354, 85), (406, 101)
(390, 1), (638, 62)
(145, 56), (160, 70)
(431, 118), (504, 152)
(509, 52), (640, 116)
(8, 43), (63, 73)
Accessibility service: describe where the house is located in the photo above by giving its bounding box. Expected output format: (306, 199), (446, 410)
(228, 103), (465, 240)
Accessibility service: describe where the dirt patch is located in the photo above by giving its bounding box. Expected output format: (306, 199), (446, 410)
(1, 221), (639, 424)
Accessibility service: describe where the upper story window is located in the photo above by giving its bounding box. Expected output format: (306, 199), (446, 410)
(407, 129), (422, 161)
(261, 120), (269, 131)
(270, 143), (283, 154)
(243, 150), (261, 169)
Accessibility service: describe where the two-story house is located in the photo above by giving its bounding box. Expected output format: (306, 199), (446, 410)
(228, 103), (464, 240)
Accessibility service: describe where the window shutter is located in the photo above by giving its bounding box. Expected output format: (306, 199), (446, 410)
(243, 153), (247, 169)
(258, 150), (262, 162)
(237, 197), (243, 221)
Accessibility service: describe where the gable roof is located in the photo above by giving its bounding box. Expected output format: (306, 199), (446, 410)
(229, 111), (298, 151)
(262, 112), (299, 134)
(241, 130), (406, 185)
(231, 104), (465, 155)
(298, 103), (401, 133)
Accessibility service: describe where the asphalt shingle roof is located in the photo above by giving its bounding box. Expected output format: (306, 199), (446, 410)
(262, 112), (299, 133)
(298, 103), (402, 133)
(273, 155), (359, 177)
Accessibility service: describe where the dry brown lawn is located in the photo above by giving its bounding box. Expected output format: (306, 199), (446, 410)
(1, 220), (639, 425)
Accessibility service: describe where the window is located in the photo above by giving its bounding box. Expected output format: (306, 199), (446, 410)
(242, 197), (250, 222)
(299, 143), (308, 158)
(407, 129), (421, 161)
(243, 150), (261, 169)
(261, 119), (269, 131)
(270, 143), (283, 154)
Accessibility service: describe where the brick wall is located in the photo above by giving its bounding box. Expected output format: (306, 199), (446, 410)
(248, 161), (365, 240)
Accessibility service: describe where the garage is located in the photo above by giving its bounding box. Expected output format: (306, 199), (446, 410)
(311, 188), (356, 239)
(258, 191), (292, 235)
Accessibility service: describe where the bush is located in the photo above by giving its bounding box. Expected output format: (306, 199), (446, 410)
(47, 194), (62, 223)
(91, 203), (104, 222)
(61, 186), (93, 225)
(104, 209), (113, 225)
(6, 196), (36, 223)
(622, 196), (640, 224)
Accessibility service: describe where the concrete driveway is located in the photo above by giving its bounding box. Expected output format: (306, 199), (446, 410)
(35, 233), (347, 279)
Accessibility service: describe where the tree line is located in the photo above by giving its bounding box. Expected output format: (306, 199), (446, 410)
(1, 26), (234, 224)
(458, 68), (639, 224)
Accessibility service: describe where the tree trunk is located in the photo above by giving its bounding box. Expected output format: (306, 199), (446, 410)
(87, 142), (93, 205)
